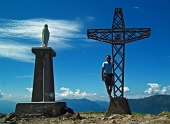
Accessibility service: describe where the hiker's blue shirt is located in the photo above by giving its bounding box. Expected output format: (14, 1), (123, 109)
(102, 61), (112, 74)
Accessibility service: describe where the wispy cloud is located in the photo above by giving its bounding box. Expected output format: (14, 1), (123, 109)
(0, 40), (34, 62)
(16, 75), (33, 78)
(133, 7), (145, 13)
(86, 16), (95, 21)
(0, 18), (84, 40)
(0, 18), (85, 62)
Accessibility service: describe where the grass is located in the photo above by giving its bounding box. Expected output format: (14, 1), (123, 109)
(80, 111), (149, 116)
(131, 111), (170, 119)
(131, 112), (151, 117)
(80, 111), (154, 116)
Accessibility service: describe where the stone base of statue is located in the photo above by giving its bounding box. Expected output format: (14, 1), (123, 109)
(31, 47), (56, 102)
(105, 98), (131, 117)
(15, 47), (67, 116)
(15, 102), (66, 116)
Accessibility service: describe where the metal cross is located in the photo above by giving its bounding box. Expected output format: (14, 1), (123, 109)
(87, 8), (151, 98)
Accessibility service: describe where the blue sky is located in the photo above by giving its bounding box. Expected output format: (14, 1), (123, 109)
(0, 0), (170, 102)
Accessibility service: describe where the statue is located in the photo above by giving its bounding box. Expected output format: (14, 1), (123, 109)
(42, 24), (50, 47)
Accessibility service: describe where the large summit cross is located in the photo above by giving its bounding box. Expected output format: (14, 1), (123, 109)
(87, 8), (151, 99)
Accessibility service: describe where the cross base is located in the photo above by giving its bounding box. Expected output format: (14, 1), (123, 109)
(15, 102), (66, 116)
(105, 98), (131, 117)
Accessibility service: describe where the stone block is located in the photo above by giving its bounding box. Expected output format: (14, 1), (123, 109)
(32, 47), (56, 57)
(105, 98), (131, 117)
(15, 102), (66, 116)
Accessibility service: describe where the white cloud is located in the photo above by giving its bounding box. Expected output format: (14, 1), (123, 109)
(1, 87), (105, 102)
(144, 83), (170, 95)
(25, 87), (102, 100)
(124, 87), (130, 92)
(0, 18), (84, 40)
(26, 88), (33, 92)
(0, 18), (85, 62)
(125, 84), (170, 99)
(0, 91), (4, 98)
(56, 87), (99, 99)
(119, 86), (130, 92)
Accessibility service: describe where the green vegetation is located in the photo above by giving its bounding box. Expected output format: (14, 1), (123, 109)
(132, 111), (170, 118)
(132, 112), (152, 117)
(80, 111), (170, 118)
(128, 95), (170, 114)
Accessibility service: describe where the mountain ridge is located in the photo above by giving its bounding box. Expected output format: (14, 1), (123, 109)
(0, 95), (170, 114)
(128, 94), (170, 114)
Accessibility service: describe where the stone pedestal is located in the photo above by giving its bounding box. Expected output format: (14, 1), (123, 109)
(15, 102), (66, 116)
(105, 98), (131, 117)
(15, 47), (66, 116)
(31, 47), (56, 102)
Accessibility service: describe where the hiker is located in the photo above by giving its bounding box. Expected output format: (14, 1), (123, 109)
(101, 55), (114, 100)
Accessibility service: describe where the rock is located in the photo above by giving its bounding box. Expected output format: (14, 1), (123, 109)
(126, 114), (133, 118)
(101, 117), (107, 120)
(0, 111), (170, 124)
(5, 113), (17, 121)
(0, 118), (6, 124)
(64, 112), (72, 118)
(0, 113), (18, 124)
(108, 114), (122, 120)
(122, 116), (129, 121)
(108, 120), (117, 124)
(73, 112), (81, 119)
(0, 114), (5, 118)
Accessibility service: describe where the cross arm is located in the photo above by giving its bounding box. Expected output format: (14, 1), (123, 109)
(87, 29), (113, 44)
(87, 28), (151, 44)
(124, 28), (151, 43)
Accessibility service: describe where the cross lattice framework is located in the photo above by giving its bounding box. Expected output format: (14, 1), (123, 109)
(87, 8), (151, 98)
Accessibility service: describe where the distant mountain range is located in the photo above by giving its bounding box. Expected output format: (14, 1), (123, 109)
(128, 95), (170, 114)
(58, 98), (108, 112)
(0, 95), (170, 114)
(0, 100), (16, 114)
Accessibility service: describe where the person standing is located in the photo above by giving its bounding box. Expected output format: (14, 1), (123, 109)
(101, 55), (114, 100)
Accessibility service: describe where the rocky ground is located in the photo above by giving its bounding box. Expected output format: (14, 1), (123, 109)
(0, 111), (170, 124)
